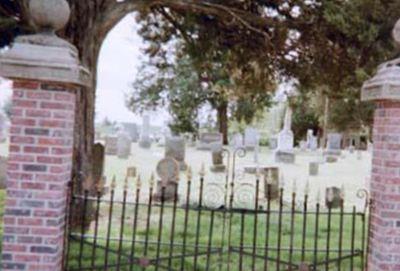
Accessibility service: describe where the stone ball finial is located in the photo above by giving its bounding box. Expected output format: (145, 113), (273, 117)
(29, 0), (71, 32)
(393, 19), (400, 47)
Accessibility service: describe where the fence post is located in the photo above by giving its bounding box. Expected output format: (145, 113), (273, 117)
(361, 19), (400, 271)
(0, 0), (91, 270)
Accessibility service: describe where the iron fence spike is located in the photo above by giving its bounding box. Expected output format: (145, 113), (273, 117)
(305, 179), (310, 196)
(111, 175), (117, 190)
(199, 163), (206, 177)
(150, 173), (155, 188)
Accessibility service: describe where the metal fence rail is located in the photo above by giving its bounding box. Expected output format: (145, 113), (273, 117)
(63, 170), (370, 271)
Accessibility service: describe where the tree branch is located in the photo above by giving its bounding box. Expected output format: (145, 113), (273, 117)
(148, 0), (272, 38)
(156, 6), (195, 46)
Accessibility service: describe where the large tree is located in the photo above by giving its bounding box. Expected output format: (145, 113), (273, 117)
(0, 0), (280, 185)
(2, 0), (400, 186)
(127, 53), (273, 142)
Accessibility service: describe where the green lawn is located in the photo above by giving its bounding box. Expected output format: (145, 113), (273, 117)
(0, 187), (366, 270)
(66, 198), (367, 271)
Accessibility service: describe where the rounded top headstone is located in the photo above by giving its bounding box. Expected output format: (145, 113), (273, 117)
(393, 19), (400, 47)
(29, 0), (71, 32)
(156, 157), (179, 180)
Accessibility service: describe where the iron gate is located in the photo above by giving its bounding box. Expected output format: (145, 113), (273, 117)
(63, 170), (370, 271)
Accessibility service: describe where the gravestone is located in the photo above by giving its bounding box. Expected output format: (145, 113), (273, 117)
(197, 132), (223, 150)
(105, 136), (118, 155)
(139, 115), (152, 148)
(326, 156), (338, 163)
(127, 167), (137, 178)
(165, 136), (187, 171)
(210, 142), (226, 172)
(306, 129), (318, 150)
(324, 133), (342, 156)
(269, 135), (278, 150)
(244, 128), (259, 151)
(299, 140), (307, 151)
(343, 134), (363, 150)
(275, 105), (295, 163)
(231, 133), (243, 150)
(325, 187), (342, 209)
(0, 156), (6, 189)
(154, 157), (180, 202)
(242, 166), (279, 200)
(92, 143), (105, 183)
(309, 162), (319, 176)
(262, 167), (280, 200)
(117, 131), (132, 159)
(183, 133), (196, 147)
(121, 122), (139, 142)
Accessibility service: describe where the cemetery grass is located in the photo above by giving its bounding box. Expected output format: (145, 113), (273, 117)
(67, 202), (365, 270)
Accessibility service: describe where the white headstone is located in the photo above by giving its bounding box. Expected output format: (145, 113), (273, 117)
(121, 122), (139, 142)
(275, 105), (295, 163)
(277, 105), (294, 152)
(139, 115), (152, 148)
(117, 131), (131, 159)
(231, 133), (243, 149)
(269, 135), (278, 150)
(306, 129), (318, 150)
(197, 132), (223, 150)
(105, 136), (118, 155)
(299, 140), (307, 151)
(327, 133), (342, 150)
(244, 128), (259, 150)
(323, 133), (342, 158)
(165, 136), (187, 171)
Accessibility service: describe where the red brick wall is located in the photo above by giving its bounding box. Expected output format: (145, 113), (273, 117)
(369, 100), (400, 270)
(2, 80), (76, 271)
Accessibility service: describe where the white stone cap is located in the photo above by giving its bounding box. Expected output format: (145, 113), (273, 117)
(0, 0), (91, 87)
(0, 38), (91, 87)
(361, 18), (400, 102)
(361, 58), (400, 101)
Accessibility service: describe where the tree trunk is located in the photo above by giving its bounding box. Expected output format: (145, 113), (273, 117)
(321, 96), (330, 148)
(61, 1), (139, 194)
(217, 103), (229, 145)
(59, 1), (141, 227)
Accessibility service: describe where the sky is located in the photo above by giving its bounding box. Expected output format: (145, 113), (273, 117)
(0, 13), (287, 126)
(0, 14), (167, 126)
(97, 14), (143, 124)
(96, 14), (169, 126)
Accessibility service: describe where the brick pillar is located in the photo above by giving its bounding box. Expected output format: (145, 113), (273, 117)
(2, 81), (76, 270)
(362, 20), (400, 270)
(0, 1), (90, 270)
(369, 101), (400, 270)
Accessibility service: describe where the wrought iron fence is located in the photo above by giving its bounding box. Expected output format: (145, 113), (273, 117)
(63, 169), (371, 271)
